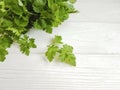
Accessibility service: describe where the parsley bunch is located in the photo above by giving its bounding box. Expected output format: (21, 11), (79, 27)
(0, 0), (77, 66)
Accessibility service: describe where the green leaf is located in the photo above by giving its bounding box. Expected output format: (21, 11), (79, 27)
(52, 35), (63, 44)
(48, 0), (54, 9)
(0, 36), (12, 62)
(18, 0), (23, 6)
(34, 0), (46, 6)
(0, 1), (6, 12)
(0, 38), (12, 48)
(11, 5), (23, 15)
(46, 45), (59, 62)
(33, 0), (46, 13)
(1, 19), (13, 28)
(14, 16), (29, 27)
(59, 44), (76, 66)
(69, 0), (76, 4)
(34, 20), (42, 29)
(4, 0), (25, 15)
(4, 0), (18, 5)
(60, 44), (73, 53)
(6, 27), (21, 36)
(18, 35), (37, 55)
(0, 47), (8, 62)
(46, 26), (52, 33)
(0, 10), (6, 18)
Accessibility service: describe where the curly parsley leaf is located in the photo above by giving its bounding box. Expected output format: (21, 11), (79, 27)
(52, 35), (63, 44)
(18, 35), (37, 55)
(0, 47), (8, 62)
(45, 45), (59, 62)
(0, 36), (12, 62)
(59, 44), (76, 66)
(69, 0), (76, 4)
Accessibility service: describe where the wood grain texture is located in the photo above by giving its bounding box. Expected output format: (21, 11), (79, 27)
(69, 0), (120, 23)
(8, 22), (120, 54)
(0, 54), (120, 90)
(0, 0), (120, 90)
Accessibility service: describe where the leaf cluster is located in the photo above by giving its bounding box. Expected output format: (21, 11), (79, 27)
(46, 36), (76, 66)
(0, 0), (76, 66)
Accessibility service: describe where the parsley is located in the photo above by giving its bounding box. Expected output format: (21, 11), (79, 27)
(0, 36), (12, 61)
(46, 45), (59, 62)
(18, 35), (37, 55)
(0, 0), (77, 66)
(46, 36), (76, 66)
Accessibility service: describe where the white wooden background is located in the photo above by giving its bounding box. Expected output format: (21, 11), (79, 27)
(0, 0), (120, 90)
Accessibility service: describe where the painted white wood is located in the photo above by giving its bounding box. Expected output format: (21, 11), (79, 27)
(0, 0), (120, 90)
(0, 54), (120, 90)
(69, 0), (120, 23)
(8, 22), (120, 54)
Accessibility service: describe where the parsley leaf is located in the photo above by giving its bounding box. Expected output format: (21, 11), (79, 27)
(0, 47), (8, 62)
(59, 44), (76, 66)
(52, 35), (63, 44)
(45, 45), (59, 62)
(0, 36), (12, 62)
(69, 0), (76, 4)
(18, 35), (37, 55)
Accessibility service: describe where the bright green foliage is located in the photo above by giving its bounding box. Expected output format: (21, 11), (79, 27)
(0, 47), (8, 62)
(46, 35), (76, 66)
(52, 35), (63, 44)
(59, 44), (76, 66)
(0, 36), (12, 61)
(18, 35), (37, 55)
(69, 0), (76, 4)
(46, 45), (59, 62)
(0, 0), (77, 66)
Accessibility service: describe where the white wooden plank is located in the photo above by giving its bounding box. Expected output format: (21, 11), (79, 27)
(0, 54), (120, 90)
(8, 22), (120, 54)
(1, 53), (120, 68)
(69, 0), (120, 22)
(1, 0), (120, 90)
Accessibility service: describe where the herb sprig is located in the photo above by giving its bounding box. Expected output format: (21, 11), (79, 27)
(46, 35), (76, 66)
